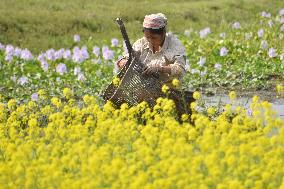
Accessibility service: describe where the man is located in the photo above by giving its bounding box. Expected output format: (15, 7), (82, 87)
(117, 13), (186, 88)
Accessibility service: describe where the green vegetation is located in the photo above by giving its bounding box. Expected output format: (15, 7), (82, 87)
(0, 0), (283, 53)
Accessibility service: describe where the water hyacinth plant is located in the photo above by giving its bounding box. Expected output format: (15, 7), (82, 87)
(181, 9), (284, 90)
(1, 8), (283, 102)
(0, 10), (282, 106)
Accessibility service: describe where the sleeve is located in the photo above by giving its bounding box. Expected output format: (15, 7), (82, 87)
(122, 38), (143, 59)
(165, 36), (186, 79)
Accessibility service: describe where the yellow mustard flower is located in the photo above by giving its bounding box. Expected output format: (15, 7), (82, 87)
(252, 95), (259, 103)
(229, 91), (236, 100)
(207, 107), (216, 116)
(28, 118), (38, 127)
(51, 97), (62, 108)
(0, 94), (283, 188)
(181, 114), (189, 122)
(63, 88), (73, 99)
(276, 84), (284, 94)
(38, 89), (46, 99)
(7, 99), (17, 110)
(190, 102), (197, 111)
(193, 91), (201, 100)
(172, 78), (180, 89)
(112, 77), (121, 87)
(162, 84), (169, 94)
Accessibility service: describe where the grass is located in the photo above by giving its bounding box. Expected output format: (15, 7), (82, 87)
(0, 0), (283, 53)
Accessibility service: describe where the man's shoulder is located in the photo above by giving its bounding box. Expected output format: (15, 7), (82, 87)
(133, 37), (147, 45)
(133, 37), (147, 50)
(166, 33), (185, 53)
(167, 33), (182, 44)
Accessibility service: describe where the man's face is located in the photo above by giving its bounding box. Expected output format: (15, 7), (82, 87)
(144, 30), (165, 48)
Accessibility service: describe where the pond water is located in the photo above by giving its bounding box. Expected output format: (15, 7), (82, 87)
(203, 94), (284, 119)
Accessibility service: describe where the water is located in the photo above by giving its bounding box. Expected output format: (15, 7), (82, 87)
(203, 95), (284, 119)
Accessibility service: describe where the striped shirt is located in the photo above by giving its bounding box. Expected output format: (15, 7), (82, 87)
(124, 33), (186, 87)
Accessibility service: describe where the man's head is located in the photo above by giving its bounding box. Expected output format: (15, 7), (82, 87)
(143, 13), (167, 47)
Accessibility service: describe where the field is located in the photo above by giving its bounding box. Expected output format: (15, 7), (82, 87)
(0, 0), (284, 188)
(0, 0), (283, 53)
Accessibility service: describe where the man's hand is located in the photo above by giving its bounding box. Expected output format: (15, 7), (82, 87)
(117, 58), (127, 69)
(142, 65), (161, 75)
(163, 55), (174, 65)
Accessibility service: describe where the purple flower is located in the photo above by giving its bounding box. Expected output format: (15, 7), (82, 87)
(214, 63), (222, 70)
(37, 53), (46, 62)
(220, 47), (228, 56)
(280, 18), (284, 24)
(257, 29), (264, 38)
(72, 47), (83, 63)
(74, 34), (80, 43)
(93, 46), (100, 57)
(5, 54), (13, 62)
(199, 27), (211, 38)
(111, 38), (119, 47)
(5, 45), (14, 55)
(0, 43), (5, 51)
(31, 93), (39, 101)
(102, 46), (114, 60)
(63, 49), (72, 60)
(81, 46), (89, 59)
(232, 22), (241, 29)
(45, 49), (56, 61)
(14, 47), (22, 57)
(73, 46), (80, 53)
(56, 63), (67, 75)
(72, 46), (89, 63)
(279, 8), (284, 16)
(102, 46), (108, 53)
(21, 49), (33, 61)
(18, 76), (28, 85)
(260, 40), (268, 49)
(197, 57), (206, 67)
(54, 48), (65, 60)
(261, 11), (271, 18)
(219, 33), (226, 39)
(41, 60), (49, 72)
(268, 48), (277, 58)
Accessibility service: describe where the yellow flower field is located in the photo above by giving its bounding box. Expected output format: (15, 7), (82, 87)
(0, 90), (284, 188)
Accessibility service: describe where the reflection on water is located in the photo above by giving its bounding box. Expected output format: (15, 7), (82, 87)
(203, 95), (284, 119)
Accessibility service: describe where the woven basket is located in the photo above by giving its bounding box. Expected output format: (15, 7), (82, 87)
(101, 57), (194, 115)
(102, 56), (162, 107)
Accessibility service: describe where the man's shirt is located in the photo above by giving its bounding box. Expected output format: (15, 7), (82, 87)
(125, 33), (186, 87)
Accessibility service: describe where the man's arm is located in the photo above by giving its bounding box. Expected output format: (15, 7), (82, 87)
(116, 38), (143, 70)
(117, 58), (128, 69)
